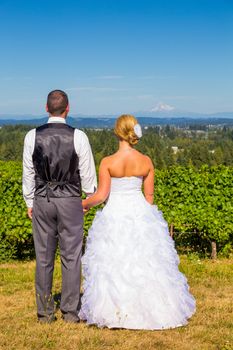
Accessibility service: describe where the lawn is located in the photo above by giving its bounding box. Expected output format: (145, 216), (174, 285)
(0, 256), (232, 350)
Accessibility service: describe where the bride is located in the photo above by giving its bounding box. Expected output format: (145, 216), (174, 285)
(79, 114), (196, 330)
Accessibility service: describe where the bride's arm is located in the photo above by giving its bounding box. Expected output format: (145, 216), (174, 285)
(82, 158), (111, 210)
(143, 157), (155, 205)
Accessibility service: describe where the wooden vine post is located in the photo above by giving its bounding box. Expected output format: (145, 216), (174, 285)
(211, 241), (217, 259)
(169, 224), (174, 238)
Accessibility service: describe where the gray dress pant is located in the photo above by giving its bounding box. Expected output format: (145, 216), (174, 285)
(32, 196), (83, 321)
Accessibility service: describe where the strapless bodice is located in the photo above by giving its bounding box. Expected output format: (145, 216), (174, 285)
(110, 176), (143, 194)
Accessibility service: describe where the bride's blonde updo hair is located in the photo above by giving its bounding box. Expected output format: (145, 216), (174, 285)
(114, 114), (140, 146)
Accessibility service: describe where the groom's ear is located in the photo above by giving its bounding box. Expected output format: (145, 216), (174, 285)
(65, 104), (70, 113)
(46, 104), (49, 112)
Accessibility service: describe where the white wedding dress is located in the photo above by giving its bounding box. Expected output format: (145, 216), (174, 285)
(79, 176), (196, 330)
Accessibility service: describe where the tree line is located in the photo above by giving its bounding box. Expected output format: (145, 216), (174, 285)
(0, 124), (233, 168)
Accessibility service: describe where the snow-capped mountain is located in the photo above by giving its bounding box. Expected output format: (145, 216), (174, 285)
(150, 103), (175, 112)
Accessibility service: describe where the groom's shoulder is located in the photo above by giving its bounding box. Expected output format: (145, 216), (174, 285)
(73, 128), (91, 145)
(74, 128), (88, 138)
(24, 128), (36, 141)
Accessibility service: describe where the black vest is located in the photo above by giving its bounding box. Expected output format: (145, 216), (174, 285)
(32, 123), (82, 199)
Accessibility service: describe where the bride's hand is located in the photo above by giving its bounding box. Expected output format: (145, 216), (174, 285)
(82, 199), (89, 214)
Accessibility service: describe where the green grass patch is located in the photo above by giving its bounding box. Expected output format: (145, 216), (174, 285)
(0, 257), (233, 350)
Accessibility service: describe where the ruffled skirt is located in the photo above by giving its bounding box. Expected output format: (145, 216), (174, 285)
(79, 192), (196, 330)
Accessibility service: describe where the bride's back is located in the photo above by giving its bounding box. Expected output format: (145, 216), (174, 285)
(106, 149), (151, 178)
(83, 115), (155, 207)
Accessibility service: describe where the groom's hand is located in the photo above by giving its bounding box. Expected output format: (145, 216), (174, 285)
(27, 208), (33, 220)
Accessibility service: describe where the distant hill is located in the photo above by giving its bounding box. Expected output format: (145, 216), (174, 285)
(0, 109), (233, 128)
(135, 110), (233, 120)
(0, 115), (233, 128)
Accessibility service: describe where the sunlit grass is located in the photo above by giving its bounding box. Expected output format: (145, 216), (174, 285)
(0, 257), (232, 350)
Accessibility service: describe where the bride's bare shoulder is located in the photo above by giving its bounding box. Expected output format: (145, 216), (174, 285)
(99, 154), (116, 166)
(135, 149), (153, 161)
(143, 153), (154, 164)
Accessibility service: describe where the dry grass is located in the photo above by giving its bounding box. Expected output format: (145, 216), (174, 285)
(0, 256), (233, 350)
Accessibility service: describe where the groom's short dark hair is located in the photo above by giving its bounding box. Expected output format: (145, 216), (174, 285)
(47, 90), (69, 116)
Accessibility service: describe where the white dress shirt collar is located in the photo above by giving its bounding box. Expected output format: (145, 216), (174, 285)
(47, 116), (66, 124)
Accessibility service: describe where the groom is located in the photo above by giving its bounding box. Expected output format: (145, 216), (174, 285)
(22, 90), (97, 323)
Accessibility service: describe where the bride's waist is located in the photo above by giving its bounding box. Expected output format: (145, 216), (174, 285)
(109, 190), (143, 196)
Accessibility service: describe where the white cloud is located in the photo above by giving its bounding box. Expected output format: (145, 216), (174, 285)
(137, 75), (176, 80)
(161, 95), (196, 100)
(95, 75), (124, 80)
(0, 97), (42, 107)
(2, 77), (14, 81)
(66, 86), (127, 92)
(151, 102), (175, 112)
(137, 94), (154, 100)
(2, 76), (32, 81)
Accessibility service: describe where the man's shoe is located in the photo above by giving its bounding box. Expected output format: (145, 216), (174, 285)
(38, 314), (57, 324)
(62, 315), (80, 323)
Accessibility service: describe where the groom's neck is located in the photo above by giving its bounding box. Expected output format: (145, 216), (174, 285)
(49, 112), (68, 120)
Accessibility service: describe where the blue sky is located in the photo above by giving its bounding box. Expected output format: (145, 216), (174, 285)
(0, 0), (232, 116)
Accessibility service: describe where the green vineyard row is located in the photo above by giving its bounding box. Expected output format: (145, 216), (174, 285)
(0, 161), (232, 261)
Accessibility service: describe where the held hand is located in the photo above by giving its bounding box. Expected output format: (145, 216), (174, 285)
(27, 207), (33, 220)
(82, 199), (89, 214)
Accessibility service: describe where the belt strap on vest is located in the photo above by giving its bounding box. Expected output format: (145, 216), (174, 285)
(41, 181), (69, 202)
